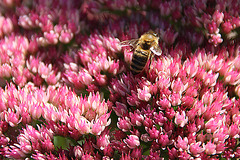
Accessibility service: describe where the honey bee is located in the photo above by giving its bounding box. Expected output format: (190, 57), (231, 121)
(120, 30), (162, 75)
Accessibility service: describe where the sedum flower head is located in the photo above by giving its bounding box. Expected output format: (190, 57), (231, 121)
(0, 0), (240, 159)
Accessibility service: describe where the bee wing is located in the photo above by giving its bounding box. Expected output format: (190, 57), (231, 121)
(120, 39), (139, 48)
(150, 46), (162, 56)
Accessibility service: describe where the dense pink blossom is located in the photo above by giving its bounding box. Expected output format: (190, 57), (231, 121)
(0, 0), (240, 159)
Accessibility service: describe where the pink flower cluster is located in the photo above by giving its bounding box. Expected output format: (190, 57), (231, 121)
(110, 46), (240, 158)
(0, 0), (240, 159)
(63, 33), (121, 91)
(0, 83), (111, 158)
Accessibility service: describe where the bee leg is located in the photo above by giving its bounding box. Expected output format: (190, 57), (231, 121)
(149, 53), (154, 70)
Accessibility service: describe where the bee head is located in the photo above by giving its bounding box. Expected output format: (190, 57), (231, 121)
(140, 31), (159, 50)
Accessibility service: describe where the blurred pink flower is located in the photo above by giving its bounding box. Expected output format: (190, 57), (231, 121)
(204, 141), (217, 155)
(174, 111), (188, 127)
(124, 135), (140, 149)
(137, 86), (151, 101)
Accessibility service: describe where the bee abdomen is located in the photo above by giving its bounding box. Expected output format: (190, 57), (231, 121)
(130, 50), (149, 74)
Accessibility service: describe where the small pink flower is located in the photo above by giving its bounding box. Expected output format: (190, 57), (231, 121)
(189, 142), (204, 156)
(186, 122), (197, 133)
(213, 10), (224, 26)
(161, 28), (178, 45)
(104, 37), (121, 53)
(97, 132), (110, 150)
(171, 78), (187, 94)
(181, 95), (195, 107)
(59, 29), (73, 43)
(39, 17), (53, 32)
(127, 91), (141, 106)
(0, 135), (9, 146)
(224, 70), (240, 85)
(44, 30), (59, 44)
(169, 61), (180, 77)
(143, 116), (153, 128)
(159, 2), (171, 16)
(157, 75), (171, 90)
(187, 108), (197, 121)
(26, 56), (39, 73)
(45, 71), (61, 85)
(193, 101), (206, 116)
(2, 17), (13, 35)
(207, 21), (219, 34)
(91, 120), (104, 136)
(202, 90), (213, 105)
(203, 70), (219, 87)
(228, 124), (239, 138)
(232, 114), (240, 125)
(232, 17), (240, 28)
(168, 147), (178, 159)
(81, 154), (94, 160)
(205, 117), (221, 133)
(41, 138), (54, 151)
(158, 133), (170, 147)
(213, 127), (229, 143)
(221, 21), (233, 34)
(165, 107), (176, 120)
(24, 125), (42, 142)
(174, 111), (188, 127)
(124, 50), (133, 65)
(183, 59), (198, 78)
(178, 151), (191, 160)
(216, 143), (225, 154)
(141, 133), (151, 142)
(38, 62), (52, 79)
(37, 37), (48, 46)
(117, 117), (132, 132)
(157, 97), (171, 109)
(98, 112), (111, 127)
(74, 146), (83, 159)
(169, 93), (181, 106)
(79, 52), (91, 66)
(0, 64), (12, 78)
(147, 126), (160, 139)
(18, 15), (34, 29)
(205, 56), (223, 72)
(108, 60), (119, 75)
(124, 135), (140, 149)
(113, 102), (128, 117)
(111, 74), (132, 96)
(137, 86), (151, 101)
(129, 110), (144, 126)
(94, 74), (107, 86)
(20, 110), (31, 125)
(208, 33), (223, 46)
(33, 74), (43, 86)
(153, 112), (166, 126)
(131, 147), (142, 159)
(6, 146), (26, 159)
(175, 136), (189, 151)
(64, 70), (84, 89)
(18, 137), (32, 154)
(5, 109), (22, 127)
(203, 141), (216, 155)
(76, 118), (91, 134)
(13, 74), (27, 87)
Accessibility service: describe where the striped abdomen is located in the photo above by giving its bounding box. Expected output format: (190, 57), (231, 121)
(130, 49), (151, 75)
